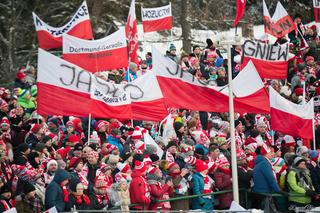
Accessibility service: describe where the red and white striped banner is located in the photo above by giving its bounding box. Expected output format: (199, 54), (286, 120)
(63, 29), (128, 73)
(37, 49), (166, 121)
(314, 0), (320, 23)
(142, 3), (172, 33)
(32, 1), (93, 50)
(270, 86), (314, 139)
(126, 0), (139, 65)
(263, 0), (296, 38)
(241, 40), (290, 79)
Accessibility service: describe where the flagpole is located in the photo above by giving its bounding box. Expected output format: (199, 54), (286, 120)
(303, 81), (306, 104)
(313, 116), (316, 150)
(88, 113), (92, 142)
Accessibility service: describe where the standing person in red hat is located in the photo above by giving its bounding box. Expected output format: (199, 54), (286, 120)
(191, 159), (214, 210)
(129, 160), (151, 210)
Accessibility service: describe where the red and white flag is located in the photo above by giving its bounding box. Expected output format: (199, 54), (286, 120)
(37, 49), (166, 121)
(63, 29), (128, 73)
(153, 47), (269, 114)
(32, 1), (93, 50)
(269, 86), (314, 139)
(234, 0), (246, 27)
(263, 0), (296, 38)
(142, 3), (172, 33)
(241, 39), (290, 79)
(314, 0), (320, 23)
(126, 0), (139, 65)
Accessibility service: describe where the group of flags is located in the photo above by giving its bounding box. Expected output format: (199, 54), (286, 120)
(32, 1), (315, 141)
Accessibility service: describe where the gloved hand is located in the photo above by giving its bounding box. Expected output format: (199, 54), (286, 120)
(305, 190), (317, 197)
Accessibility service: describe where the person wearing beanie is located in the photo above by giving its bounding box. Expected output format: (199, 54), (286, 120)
(65, 178), (90, 211)
(311, 158), (320, 194)
(115, 162), (132, 183)
(149, 154), (160, 165)
(191, 159), (214, 210)
(252, 143), (281, 209)
(129, 160), (151, 210)
(165, 140), (178, 163)
(94, 120), (109, 144)
(69, 157), (88, 191)
(15, 181), (43, 213)
(166, 43), (178, 63)
(190, 45), (201, 60)
(82, 151), (102, 187)
(216, 137), (231, 163)
(91, 173), (109, 210)
(43, 159), (58, 186)
(146, 166), (174, 210)
(173, 121), (185, 141)
(107, 128), (124, 155)
(72, 143), (83, 158)
(124, 62), (138, 82)
(237, 149), (253, 207)
(25, 123), (44, 148)
(47, 117), (60, 135)
(0, 184), (14, 212)
(13, 143), (30, 166)
(45, 169), (70, 212)
(287, 156), (317, 207)
(65, 134), (80, 147)
(55, 146), (71, 160)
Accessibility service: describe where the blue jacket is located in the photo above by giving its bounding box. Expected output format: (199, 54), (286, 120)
(191, 172), (213, 210)
(124, 69), (137, 82)
(253, 155), (281, 193)
(45, 169), (70, 212)
(107, 135), (123, 155)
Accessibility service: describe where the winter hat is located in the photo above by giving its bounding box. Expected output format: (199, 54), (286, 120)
(194, 147), (205, 157)
(192, 130), (210, 146)
(69, 178), (81, 192)
(117, 162), (130, 173)
(47, 159), (58, 170)
(181, 138), (195, 146)
(132, 127), (143, 140)
(100, 164), (112, 173)
(184, 156), (197, 166)
(236, 149), (246, 161)
(144, 144), (157, 156)
(147, 166), (158, 174)
(134, 160), (147, 173)
(135, 140), (145, 152)
(195, 159), (208, 173)
(294, 87), (304, 96)
(166, 141), (177, 150)
(143, 155), (153, 165)
(149, 154), (160, 163)
(23, 181), (36, 194)
(271, 157), (285, 167)
(296, 146), (309, 156)
(88, 143), (99, 151)
(0, 117), (10, 126)
(169, 43), (176, 51)
(34, 143), (46, 152)
(16, 71), (26, 80)
(68, 134), (80, 144)
(206, 38), (214, 48)
(309, 150), (319, 162)
(48, 117), (60, 128)
(18, 143), (30, 153)
(68, 157), (82, 169)
(256, 117), (267, 128)
(0, 99), (8, 109)
(173, 122), (184, 132)
(217, 156), (230, 168)
(74, 143), (84, 151)
(108, 154), (120, 164)
(234, 55), (242, 64)
(30, 123), (41, 134)
(180, 143), (195, 154)
(94, 176), (108, 190)
(216, 137), (227, 147)
(129, 62), (137, 70)
(207, 51), (217, 59)
(260, 143), (271, 156)
(245, 143), (257, 153)
(293, 156), (307, 167)
(283, 135), (296, 147)
(57, 147), (71, 159)
(306, 56), (314, 62)
(105, 143), (117, 153)
(167, 162), (178, 170)
(87, 150), (99, 159)
(94, 120), (109, 131)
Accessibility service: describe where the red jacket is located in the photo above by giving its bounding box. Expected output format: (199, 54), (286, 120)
(213, 170), (233, 209)
(129, 171), (151, 210)
(148, 181), (174, 210)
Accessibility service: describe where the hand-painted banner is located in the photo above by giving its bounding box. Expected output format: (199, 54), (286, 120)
(263, 0), (296, 38)
(63, 29), (128, 73)
(141, 3), (172, 33)
(241, 40), (289, 79)
(37, 49), (166, 121)
(32, 1), (93, 50)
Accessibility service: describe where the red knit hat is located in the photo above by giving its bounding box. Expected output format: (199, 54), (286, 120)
(147, 166), (158, 174)
(134, 160), (147, 173)
(57, 147), (71, 159)
(184, 156), (197, 166)
(284, 135), (296, 147)
(105, 143), (117, 153)
(117, 162), (130, 173)
(95, 120), (109, 131)
(16, 72), (26, 80)
(66, 121), (74, 127)
(0, 99), (8, 109)
(167, 162), (178, 170)
(68, 157), (82, 169)
(195, 159), (208, 173)
(135, 140), (145, 152)
(294, 87), (304, 96)
(316, 87), (320, 96)
(143, 155), (152, 165)
(236, 148), (246, 160)
(0, 117), (10, 126)
(30, 123), (41, 134)
(68, 134), (79, 143)
(217, 156), (230, 168)
(260, 143), (271, 156)
(132, 127), (142, 140)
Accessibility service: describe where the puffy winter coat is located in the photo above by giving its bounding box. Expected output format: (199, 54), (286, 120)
(214, 169), (233, 209)
(253, 155), (281, 193)
(148, 179), (174, 210)
(287, 169), (313, 204)
(191, 172), (213, 210)
(45, 169), (70, 212)
(129, 171), (151, 210)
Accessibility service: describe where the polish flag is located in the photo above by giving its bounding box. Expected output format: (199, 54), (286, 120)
(314, 0), (320, 23)
(142, 3), (172, 33)
(63, 29), (128, 73)
(234, 0), (246, 27)
(126, 0), (139, 65)
(263, 0), (296, 38)
(269, 86), (314, 139)
(241, 39), (290, 79)
(32, 1), (93, 50)
(37, 49), (166, 121)
(153, 47), (269, 114)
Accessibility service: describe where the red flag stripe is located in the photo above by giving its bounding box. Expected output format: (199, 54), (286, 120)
(142, 16), (172, 33)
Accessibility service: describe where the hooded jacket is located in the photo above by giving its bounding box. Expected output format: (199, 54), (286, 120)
(45, 169), (70, 212)
(129, 170), (151, 210)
